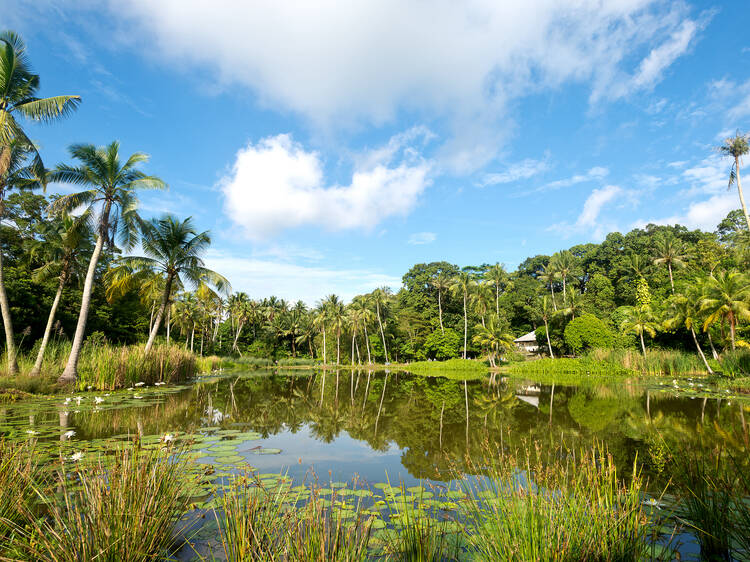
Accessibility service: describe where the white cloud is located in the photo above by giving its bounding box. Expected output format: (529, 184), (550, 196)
(204, 250), (400, 304)
(112, 1), (702, 168)
(632, 193), (737, 231)
(480, 156), (550, 187)
(408, 232), (436, 245)
(220, 133), (431, 239)
(549, 184), (623, 239)
(527, 166), (609, 195)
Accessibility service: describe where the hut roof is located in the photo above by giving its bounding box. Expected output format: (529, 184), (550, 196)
(514, 331), (537, 343)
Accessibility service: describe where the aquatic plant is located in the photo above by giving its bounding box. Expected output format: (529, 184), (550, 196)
(9, 446), (193, 562)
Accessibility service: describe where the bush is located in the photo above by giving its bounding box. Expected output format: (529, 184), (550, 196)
(423, 328), (461, 360)
(564, 314), (615, 355)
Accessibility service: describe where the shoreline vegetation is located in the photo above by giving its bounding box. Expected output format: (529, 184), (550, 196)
(1, 438), (749, 561)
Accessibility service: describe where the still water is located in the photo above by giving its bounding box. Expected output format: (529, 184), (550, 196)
(3, 369), (748, 492)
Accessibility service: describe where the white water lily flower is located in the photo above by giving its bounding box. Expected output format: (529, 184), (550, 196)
(133, 395), (143, 399)
(154, 382), (165, 386)
(86, 386), (92, 390)
(135, 382), (145, 387)
(643, 498), (663, 509)
(63, 430), (76, 439)
(70, 452), (84, 462)
(64, 397), (71, 404)
(94, 397), (104, 404)
(25, 429), (39, 435)
(75, 396), (83, 404)
(162, 433), (175, 443)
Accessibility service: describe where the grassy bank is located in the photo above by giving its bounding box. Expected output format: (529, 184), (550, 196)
(0, 342), (225, 393)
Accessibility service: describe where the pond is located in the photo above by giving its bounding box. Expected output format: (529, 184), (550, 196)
(2, 369), (749, 559)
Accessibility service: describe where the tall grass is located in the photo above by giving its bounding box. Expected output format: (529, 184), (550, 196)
(506, 356), (634, 378)
(587, 348), (711, 375)
(9, 446), (193, 562)
(716, 349), (750, 377)
(405, 358), (487, 378)
(459, 445), (667, 561)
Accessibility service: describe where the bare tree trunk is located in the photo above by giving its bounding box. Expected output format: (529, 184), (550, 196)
(30, 271), (67, 377)
(322, 325), (327, 365)
(640, 331), (647, 357)
(708, 332), (719, 360)
(232, 321), (244, 352)
(544, 318), (554, 359)
(438, 289), (444, 334)
(145, 273), (174, 354)
(60, 229), (106, 383)
(363, 323), (372, 364)
(0, 249), (18, 376)
(190, 324), (195, 353)
(691, 327), (713, 374)
(166, 305), (171, 346)
(550, 284), (557, 311)
(462, 292), (468, 359)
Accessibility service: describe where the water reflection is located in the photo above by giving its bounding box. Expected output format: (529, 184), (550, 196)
(1, 370), (748, 487)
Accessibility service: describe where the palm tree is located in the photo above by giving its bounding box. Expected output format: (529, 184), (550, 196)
(550, 251), (577, 304)
(470, 282), (493, 327)
(484, 263), (506, 316)
(430, 271), (451, 334)
(228, 292), (250, 353)
(322, 294), (345, 365)
(174, 292), (200, 351)
(537, 263), (559, 311)
(313, 304), (328, 365)
(450, 271), (476, 359)
(472, 315), (514, 367)
(107, 215), (228, 353)
(653, 234), (687, 293)
(372, 287), (391, 363)
(0, 31), (80, 376)
(621, 305), (659, 357)
(49, 141), (165, 382)
(700, 271), (750, 351)
(622, 253), (651, 281)
(537, 295), (555, 359)
(663, 292), (713, 374)
(350, 296), (374, 364)
(718, 131), (750, 231)
(558, 286), (584, 320)
(26, 211), (91, 376)
(0, 141), (45, 374)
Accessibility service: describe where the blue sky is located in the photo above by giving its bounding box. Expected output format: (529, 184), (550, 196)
(3, 1), (750, 303)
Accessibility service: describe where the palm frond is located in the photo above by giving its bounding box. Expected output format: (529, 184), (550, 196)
(15, 95), (81, 122)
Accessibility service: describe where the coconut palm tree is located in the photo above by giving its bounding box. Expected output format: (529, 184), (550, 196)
(537, 295), (555, 359)
(430, 271), (451, 334)
(227, 292), (250, 353)
(0, 31), (80, 376)
(653, 234), (687, 293)
(484, 263), (506, 316)
(621, 305), (659, 357)
(550, 250), (577, 304)
(174, 292), (200, 352)
(0, 140), (45, 375)
(470, 282), (494, 328)
(472, 315), (514, 367)
(322, 294), (345, 365)
(622, 253), (651, 281)
(450, 271), (476, 359)
(700, 271), (750, 351)
(350, 295), (374, 364)
(558, 286), (584, 320)
(26, 211), (92, 376)
(718, 131), (750, 231)
(107, 215), (228, 353)
(663, 292), (713, 374)
(313, 304), (328, 365)
(537, 262), (559, 311)
(372, 287), (391, 363)
(49, 142), (165, 382)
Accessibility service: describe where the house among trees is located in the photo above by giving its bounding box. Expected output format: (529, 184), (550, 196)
(514, 331), (539, 353)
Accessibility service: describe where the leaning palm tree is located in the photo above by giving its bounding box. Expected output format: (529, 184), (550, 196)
(700, 270), (750, 351)
(450, 271), (476, 359)
(49, 141), (165, 382)
(653, 234), (687, 293)
(430, 271), (451, 334)
(484, 263), (506, 316)
(107, 215), (229, 353)
(26, 211), (92, 376)
(718, 131), (750, 231)
(663, 292), (713, 374)
(372, 287), (392, 363)
(537, 262), (559, 311)
(0, 31), (79, 376)
(621, 305), (659, 357)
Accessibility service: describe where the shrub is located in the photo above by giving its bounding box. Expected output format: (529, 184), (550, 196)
(423, 328), (461, 360)
(563, 313), (615, 355)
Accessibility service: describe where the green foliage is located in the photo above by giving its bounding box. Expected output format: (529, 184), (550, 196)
(563, 313), (615, 355)
(423, 328), (461, 360)
(634, 278), (651, 307)
(405, 358), (486, 378)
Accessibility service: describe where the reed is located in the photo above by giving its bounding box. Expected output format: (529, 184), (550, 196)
(8, 446), (193, 562)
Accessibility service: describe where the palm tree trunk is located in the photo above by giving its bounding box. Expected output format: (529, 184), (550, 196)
(438, 289), (444, 334)
(729, 313), (736, 351)
(550, 284), (557, 311)
(336, 327), (340, 365)
(668, 263), (674, 294)
(30, 271), (67, 377)
(166, 305), (171, 346)
(376, 301), (389, 363)
(735, 156), (750, 231)
(60, 230), (106, 383)
(639, 330), (647, 357)
(708, 332), (719, 360)
(544, 318), (554, 359)
(351, 330), (356, 365)
(144, 273), (174, 353)
(232, 321), (244, 352)
(322, 325), (327, 365)
(0, 249), (18, 376)
(462, 292), (468, 359)
(190, 323), (195, 353)
(562, 275), (567, 304)
(363, 323), (372, 364)
(496, 283), (500, 317)
(691, 327), (713, 374)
